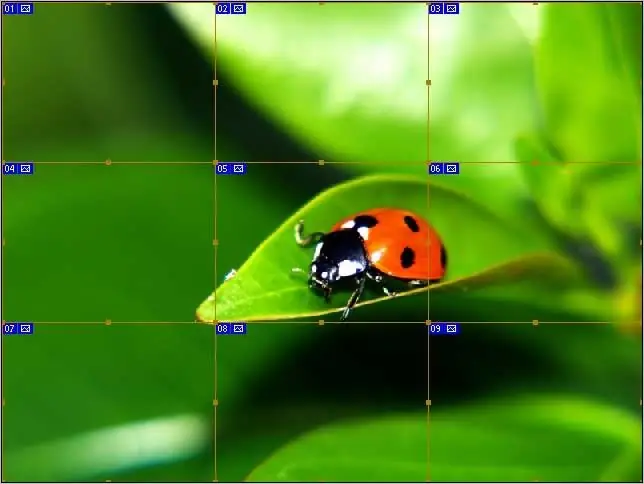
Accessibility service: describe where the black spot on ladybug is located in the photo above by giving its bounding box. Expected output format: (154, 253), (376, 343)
(440, 245), (447, 269)
(354, 214), (378, 228)
(400, 247), (415, 269)
(403, 215), (420, 233)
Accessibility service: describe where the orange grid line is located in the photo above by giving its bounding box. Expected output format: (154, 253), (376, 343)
(213, 4), (219, 481)
(426, 8), (432, 480)
(5, 160), (643, 165)
(1, 320), (620, 325)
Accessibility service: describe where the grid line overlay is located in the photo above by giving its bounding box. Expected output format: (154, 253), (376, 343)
(0, 2), (642, 484)
(425, 9), (432, 482)
(213, 4), (219, 481)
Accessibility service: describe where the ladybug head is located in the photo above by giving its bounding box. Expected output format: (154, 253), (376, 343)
(308, 257), (340, 300)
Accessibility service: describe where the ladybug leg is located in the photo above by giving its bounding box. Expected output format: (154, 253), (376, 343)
(366, 269), (398, 298)
(340, 276), (366, 321)
(408, 280), (429, 288)
(294, 220), (325, 247)
(382, 286), (397, 297)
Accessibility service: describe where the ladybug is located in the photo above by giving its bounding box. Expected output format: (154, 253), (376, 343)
(293, 208), (447, 321)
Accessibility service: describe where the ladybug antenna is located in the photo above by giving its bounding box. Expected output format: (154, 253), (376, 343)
(295, 220), (325, 247)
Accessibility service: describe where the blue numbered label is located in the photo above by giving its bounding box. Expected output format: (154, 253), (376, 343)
(428, 163), (443, 175)
(215, 2), (230, 14)
(428, 3), (443, 15)
(428, 323), (460, 335)
(2, 2), (18, 14)
(215, 162), (247, 175)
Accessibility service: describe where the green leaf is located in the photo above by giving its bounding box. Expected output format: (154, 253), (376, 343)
(198, 174), (579, 322)
(534, 3), (642, 162)
(247, 396), (641, 482)
(515, 132), (641, 297)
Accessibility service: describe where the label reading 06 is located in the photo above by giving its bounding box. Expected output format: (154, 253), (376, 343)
(428, 162), (459, 176)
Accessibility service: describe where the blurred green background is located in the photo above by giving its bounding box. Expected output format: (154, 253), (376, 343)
(1, 2), (642, 483)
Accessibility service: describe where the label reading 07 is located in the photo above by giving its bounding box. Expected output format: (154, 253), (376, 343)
(2, 322), (34, 335)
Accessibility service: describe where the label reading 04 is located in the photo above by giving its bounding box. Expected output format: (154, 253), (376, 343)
(3, 162), (34, 175)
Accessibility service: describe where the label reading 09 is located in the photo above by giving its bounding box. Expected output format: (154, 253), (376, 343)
(428, 323), (460, 335)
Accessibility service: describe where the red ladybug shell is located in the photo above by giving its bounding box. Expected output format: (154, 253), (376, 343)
(330, 208), (446, 281)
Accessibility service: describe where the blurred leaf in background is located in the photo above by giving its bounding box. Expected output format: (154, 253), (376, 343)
(515, 2), (642, 327)
(171, 3), (546, 223)
(248, 396), (641, 482)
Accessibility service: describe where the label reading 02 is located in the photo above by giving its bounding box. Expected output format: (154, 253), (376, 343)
(215, 3), (246, 15)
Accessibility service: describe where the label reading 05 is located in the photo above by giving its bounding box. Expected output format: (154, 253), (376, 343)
(215, 162), (247, 176)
